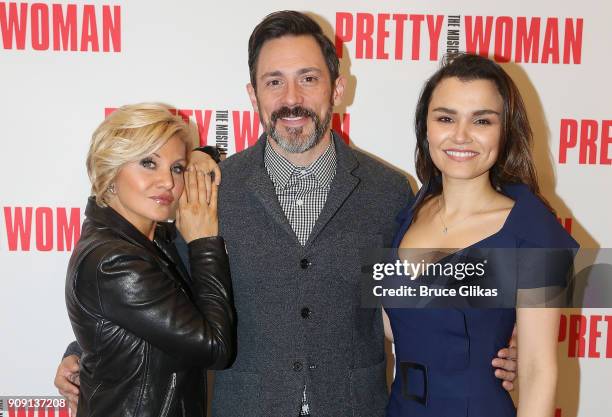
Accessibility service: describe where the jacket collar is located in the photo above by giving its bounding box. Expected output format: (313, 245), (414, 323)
(245, 131), (359, 247)
(244, 130), (357, 176)
(305, 131), (359, 245)
(84, 196), (177, 261)
(264, 138), (337, 190)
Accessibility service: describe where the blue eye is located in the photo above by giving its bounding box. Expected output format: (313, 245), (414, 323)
(172, 164), (185, 174)
(140, 158), (156, 169)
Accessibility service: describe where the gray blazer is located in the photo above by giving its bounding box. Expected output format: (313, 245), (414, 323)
(212, 133), (413, 417)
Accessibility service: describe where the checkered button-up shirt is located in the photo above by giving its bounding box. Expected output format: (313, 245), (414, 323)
(264, 139), (337, 246)
(264, 138), (337, 416)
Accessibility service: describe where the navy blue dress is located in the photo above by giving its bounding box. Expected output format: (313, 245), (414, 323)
(385, 184), (578, 417)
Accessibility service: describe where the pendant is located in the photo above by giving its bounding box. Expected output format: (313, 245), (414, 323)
(442, 227), (448, 234)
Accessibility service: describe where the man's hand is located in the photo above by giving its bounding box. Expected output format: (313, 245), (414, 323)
(492, 325), (518, 392)
(54, 355), (80, 416)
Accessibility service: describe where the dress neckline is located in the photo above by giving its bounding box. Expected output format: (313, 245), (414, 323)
(399, 188), (518, 253)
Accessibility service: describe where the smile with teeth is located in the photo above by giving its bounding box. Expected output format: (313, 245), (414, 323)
(282, 116), (305, 121)
(444, 150), (478, 158)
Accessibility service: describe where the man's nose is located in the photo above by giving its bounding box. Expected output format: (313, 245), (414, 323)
(282, 80), (303, 107)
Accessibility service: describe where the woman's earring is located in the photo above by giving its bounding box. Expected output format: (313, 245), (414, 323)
(108, 184), (116, 194)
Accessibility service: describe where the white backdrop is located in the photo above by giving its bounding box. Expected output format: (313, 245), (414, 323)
(0, 1), (610, 416)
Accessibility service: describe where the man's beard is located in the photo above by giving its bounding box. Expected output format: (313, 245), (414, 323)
(263, 104), (333, 154)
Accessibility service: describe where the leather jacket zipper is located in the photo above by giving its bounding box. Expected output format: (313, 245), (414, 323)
(159, 373), (177, 417)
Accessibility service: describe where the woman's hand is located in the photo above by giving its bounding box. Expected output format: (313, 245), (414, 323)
(176, 167), (218, 243)
(493, 324), (518, 391)
(188, 150), (221, 203)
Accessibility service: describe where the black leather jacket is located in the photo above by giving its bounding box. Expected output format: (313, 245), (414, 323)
(65, 197), (235, 417)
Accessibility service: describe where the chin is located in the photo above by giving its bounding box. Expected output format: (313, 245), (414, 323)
(440, 169), (490, 181)
(148, 208), (174, 222)
(283, 131), (315, 144)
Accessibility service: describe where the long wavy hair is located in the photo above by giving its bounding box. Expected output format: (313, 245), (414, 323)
(413, 53), (551, 212)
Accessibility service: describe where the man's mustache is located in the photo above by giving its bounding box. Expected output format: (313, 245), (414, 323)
(271, 106), (317, 123)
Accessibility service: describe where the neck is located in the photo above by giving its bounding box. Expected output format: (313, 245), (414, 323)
(144, 223), (156, 240)
(439, 172), (497, 215)
(108, 200), (157, 241)
(268, 130), (332, 167)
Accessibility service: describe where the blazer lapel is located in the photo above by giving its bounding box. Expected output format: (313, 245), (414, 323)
(305, 133), (360, 247)
(245, 136), (301, 244)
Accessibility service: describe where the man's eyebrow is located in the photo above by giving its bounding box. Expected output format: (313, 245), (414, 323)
(260, 70), (283, 79)
(260, 67), (322, 79)
(297, 67), (322, 75)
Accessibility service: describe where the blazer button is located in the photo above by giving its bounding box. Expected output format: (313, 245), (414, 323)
(293, 361), (303, 372)
(301, 307), (312, 319)
(300, 259), (310, 269)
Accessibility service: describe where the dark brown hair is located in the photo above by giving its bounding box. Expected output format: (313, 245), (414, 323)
(413, 52), (551, 211)
(248, 10), (339, 90)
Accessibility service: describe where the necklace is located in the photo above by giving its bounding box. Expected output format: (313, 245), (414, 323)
(437, 194), (495, 234)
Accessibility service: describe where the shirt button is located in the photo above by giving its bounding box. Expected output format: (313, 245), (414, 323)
(296, 199), (304, 206)
(293, 361), (303, 372)
(301, 307), (312, 319)
(300, 259), (310, 269)
(300, 170), (307, 175)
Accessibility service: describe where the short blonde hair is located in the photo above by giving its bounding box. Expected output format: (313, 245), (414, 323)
(86, 103), (194, 206)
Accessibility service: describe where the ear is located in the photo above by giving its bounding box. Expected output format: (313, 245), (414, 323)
(331, 75), (346, 107)
(246, 83), (259, 113)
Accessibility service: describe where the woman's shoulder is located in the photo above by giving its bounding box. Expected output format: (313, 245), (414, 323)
(73, 221), (153, 275)
(395, 185), (433, 224)
(502, 183), (579, 249)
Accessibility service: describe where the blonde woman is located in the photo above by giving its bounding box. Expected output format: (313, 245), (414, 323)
(65, 103), (234, 417)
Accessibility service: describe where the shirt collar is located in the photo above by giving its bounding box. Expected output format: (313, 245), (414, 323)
(264, 137), (337, 190)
